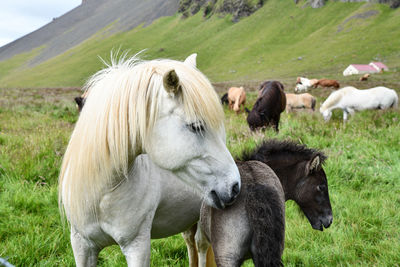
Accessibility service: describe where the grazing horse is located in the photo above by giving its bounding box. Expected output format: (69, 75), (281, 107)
(320, 86), (398, 121)
(227, 87), (246, 114)
(285, 93), (316, 112)
(74, 91), (88, 112)
(220, 93), (229, 105)
(59, 54), (241, 267)
(294, 77), (318, 92)
(246, 81), (286, 132)
(184, 139), (333, 267)
(314, 79), (340, 89)
(359, 73), (370, 81)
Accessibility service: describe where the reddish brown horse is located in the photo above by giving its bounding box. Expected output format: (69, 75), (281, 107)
(246, 81), (286, 132)
(313, 79), (340, 89)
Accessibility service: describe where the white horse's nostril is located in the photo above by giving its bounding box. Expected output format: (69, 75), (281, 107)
(231, 182), (240, 199)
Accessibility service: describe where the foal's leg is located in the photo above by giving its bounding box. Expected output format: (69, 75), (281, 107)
(182, 224), (199, 267)
(70, 227), (100, 267)
(195, 225), (211, 267)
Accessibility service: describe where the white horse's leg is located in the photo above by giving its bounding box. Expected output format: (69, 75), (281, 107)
(343, 110), (349, 121)
(195, 224), (210, 267)
(182, 224), (199, 267)
(70, 227), (100, 267)
(120, 232), (151, 267)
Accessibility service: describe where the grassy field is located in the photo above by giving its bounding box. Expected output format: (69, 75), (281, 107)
(0, 0), (399, 88)
(0, 0), (399, 265)
(0, 76), (399, 266)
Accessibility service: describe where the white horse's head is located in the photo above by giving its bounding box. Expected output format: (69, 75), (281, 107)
(60, 53), (241, 226)
(145, 55), (241, 208)
(295, 83), (308, 93)
(320, 108), (332, 121)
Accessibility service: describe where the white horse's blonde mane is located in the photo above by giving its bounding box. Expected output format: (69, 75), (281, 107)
(320, 86), (354, 112)
(59, 55), (224, 227)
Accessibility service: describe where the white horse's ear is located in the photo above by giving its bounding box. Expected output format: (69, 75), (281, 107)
(184, 53), (197, 68)
(163, 69), (182, 95)
(309, 156), (320, 172)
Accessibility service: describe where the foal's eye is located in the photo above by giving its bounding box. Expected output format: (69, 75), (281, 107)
(187, 121), (205, 133)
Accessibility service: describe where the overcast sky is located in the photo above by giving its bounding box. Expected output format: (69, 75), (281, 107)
(0, 1), (81, 47)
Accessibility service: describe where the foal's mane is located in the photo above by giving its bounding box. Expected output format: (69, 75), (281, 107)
(240, 139), (326, 165)
(59, 55), (224, 226)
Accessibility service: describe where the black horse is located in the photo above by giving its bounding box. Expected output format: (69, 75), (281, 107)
(246, 81), (286, 132)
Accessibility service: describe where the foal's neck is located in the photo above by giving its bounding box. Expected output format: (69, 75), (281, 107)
(263, 156), (305, 201)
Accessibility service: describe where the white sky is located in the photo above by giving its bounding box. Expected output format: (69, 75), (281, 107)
(0, 0), (81, 47)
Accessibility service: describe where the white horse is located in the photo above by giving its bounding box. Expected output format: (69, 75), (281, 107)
(320, 86), (398, 121)
(294, 77), (318, 93)
(59, 54), (241, 266)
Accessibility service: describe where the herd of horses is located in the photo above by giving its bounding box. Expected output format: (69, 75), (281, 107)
(64, 54), (396, 266)
(222, 76), (398, 131)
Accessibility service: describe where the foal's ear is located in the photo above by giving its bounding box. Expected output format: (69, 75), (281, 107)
(308, 155), (321, 173)
(163, 69), (182, 95)
(184, 53), (197, 68)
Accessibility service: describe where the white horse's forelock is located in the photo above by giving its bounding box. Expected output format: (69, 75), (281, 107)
(59, 55), (224, 227)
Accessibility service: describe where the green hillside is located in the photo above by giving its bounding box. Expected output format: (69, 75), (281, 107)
(0, 0), (399, 88)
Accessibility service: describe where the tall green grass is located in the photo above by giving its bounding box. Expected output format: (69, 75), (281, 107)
(1, 83), (399, 266)
(0, 0), (399, 87)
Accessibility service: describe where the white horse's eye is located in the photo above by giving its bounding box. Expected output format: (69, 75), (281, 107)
(187, 121), (205, 133)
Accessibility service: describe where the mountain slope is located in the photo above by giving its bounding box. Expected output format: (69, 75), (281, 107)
(0, 0), (179, 65)
(0, 0), (399, 87)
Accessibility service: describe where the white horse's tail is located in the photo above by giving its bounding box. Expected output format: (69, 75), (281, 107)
(392, 91), (399, 109)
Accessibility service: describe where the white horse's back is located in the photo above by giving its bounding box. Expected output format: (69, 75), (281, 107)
(342, 86), (398, 110)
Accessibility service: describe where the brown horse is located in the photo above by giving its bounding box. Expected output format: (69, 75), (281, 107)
(246, 81), (286, 132)
(285, 93), (316, 112)
(183, 139), (333, 267)
(313, 79), (340, 89)
(228, 87), (246, 114)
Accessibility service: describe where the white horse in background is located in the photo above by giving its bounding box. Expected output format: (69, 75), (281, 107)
(320, 86), (398, 121)
(59, 54), (241, 266)
(294, 77), (318, 93)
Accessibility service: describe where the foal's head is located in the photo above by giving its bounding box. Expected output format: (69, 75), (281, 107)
(292, 154), (332, 231)
(241, 139), (333, 231)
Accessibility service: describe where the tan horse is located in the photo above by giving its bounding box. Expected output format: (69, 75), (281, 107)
(285, 93), (316, 112)
(228, 87), (246, 114)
